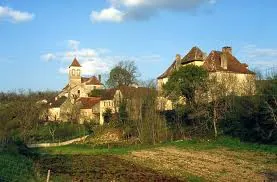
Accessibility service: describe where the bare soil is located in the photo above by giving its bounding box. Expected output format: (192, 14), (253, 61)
(121, 147), (277, 182)
(36, 155), (182, 182)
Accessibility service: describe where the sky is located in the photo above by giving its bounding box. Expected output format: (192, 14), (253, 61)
(0, 0), (277, 91)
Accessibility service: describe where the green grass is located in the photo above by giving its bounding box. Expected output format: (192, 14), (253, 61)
(27, 123), (89, 143)
(0, 152), (38, 182)
(35, 136), (277, 155)
(171, 137), (277, 153)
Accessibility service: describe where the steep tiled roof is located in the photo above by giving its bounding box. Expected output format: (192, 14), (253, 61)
(181, 46), (205, 64)
(81, 76), (102, 85)
(69, 58), (81, 68)
(118, 86), (156, 99)
(157, 47), (206, 79)
(101, 88), (117, 100)
(203, 51), (254, 74)
(157, 60), (176, 79)
(101, 86), (156, 100)
(49, 96), (67, 108)
(78, 97), (101, 109)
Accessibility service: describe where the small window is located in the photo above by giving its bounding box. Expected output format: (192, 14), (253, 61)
(77, 69), (80, 76)
(72, 69), (75, 76)
(78, 90), (80, 94)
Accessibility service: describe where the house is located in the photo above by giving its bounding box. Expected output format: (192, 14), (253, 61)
(99, 86), (156, 124)
(47, 58), (154, 125)
(157, 46), (256, 110)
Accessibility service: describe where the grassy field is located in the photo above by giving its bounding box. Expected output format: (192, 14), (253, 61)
(34, 137), (277, 181)
(35, 137), (277, 155)
(0, 152), (38, 182)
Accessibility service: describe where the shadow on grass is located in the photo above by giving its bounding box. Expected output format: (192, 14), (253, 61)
(35, 154), (183, 182)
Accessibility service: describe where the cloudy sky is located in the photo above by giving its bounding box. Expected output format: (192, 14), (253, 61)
(0, 0), (277, 91)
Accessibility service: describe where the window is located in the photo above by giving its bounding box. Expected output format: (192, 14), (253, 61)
(78, 90), (80, 94)
(77, 69), (80, 76)
(72, 69), (75, 76)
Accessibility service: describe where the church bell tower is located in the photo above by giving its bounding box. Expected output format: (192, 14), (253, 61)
(69, 58), (81, 86)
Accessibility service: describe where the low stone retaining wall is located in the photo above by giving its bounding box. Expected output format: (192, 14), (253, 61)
(27, 135), (89, 148)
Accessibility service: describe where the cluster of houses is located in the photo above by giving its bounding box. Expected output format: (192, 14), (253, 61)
(46, 46), (255, 125)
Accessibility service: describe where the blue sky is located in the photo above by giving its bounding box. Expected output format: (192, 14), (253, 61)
(0, 0), (277, 91)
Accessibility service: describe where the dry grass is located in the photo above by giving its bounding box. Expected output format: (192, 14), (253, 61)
(121, 147), (277, 182)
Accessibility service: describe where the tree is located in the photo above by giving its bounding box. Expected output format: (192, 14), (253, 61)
(103, 108), (112, 124)
(163, 65), (209, 105)
(107, 61), (140, 88)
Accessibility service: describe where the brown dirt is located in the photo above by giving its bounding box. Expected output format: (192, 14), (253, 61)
(36, 155), (182, 182)
(121, 147), (277, 182)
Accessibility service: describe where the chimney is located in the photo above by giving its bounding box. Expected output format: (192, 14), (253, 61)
(175, 54), (181, 70)
(222, 46), (232, 55)
(98, 74), (102, 83)
(221, 53), (228, 70)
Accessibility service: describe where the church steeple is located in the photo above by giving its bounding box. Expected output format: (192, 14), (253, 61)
(69, 57), (81, 68)
(69, 58), (81, 86)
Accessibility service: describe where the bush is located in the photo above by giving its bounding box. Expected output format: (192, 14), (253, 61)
(220, 96), (277, 144)
(27, 122), (89, 143)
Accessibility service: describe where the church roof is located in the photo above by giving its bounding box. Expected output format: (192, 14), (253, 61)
(69, 58), (81, 68)
(81, 76), (102, 85)
(203, 51), (254, 74)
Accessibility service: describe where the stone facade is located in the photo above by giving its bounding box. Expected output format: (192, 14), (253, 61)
(48, 58), (104, 123)
(157, 46), (256, 110)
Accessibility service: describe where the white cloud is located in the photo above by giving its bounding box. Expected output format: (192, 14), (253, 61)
(41, 53), (56, 61)
(241, 44), (277, 66)
(68, 40), (80, 50)
(90, 7), (125, 23)
(65, 48), (99, 59)
(91, 0), (215, 23)
(0, 6), (34, 23)
(42, 40), (162, 76)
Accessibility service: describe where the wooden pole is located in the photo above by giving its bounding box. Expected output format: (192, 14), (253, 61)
(46, 169), (51, 182)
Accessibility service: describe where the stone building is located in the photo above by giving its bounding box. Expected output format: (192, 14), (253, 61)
(157, 46), (256, 110)
(47, 58), (154, 125)
(48, 58), (104, 123)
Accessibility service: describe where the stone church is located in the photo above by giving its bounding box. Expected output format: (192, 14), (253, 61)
(48, 58), (105, 123)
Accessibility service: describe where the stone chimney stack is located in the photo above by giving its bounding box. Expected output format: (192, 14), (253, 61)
(175, 54), (181, 70)
(222, 46), (232, 55)
(98, 74), (102, 83)
(221, 52), (228, 70)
